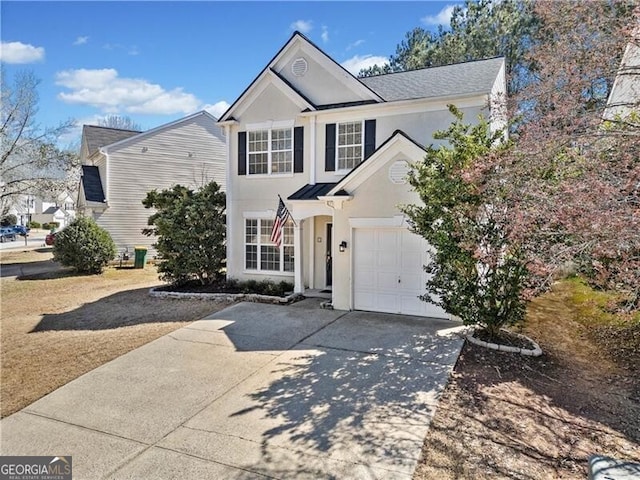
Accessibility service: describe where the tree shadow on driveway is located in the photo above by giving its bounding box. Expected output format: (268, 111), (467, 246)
(206, 311), (467, 477)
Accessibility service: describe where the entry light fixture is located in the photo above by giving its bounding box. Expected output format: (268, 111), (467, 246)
(339, 241), (347, 252)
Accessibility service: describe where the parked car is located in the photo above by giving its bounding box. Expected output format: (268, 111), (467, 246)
(45, 232), (56, 246)
(0, 227), (17, 242)
(11, 225), (30, 236)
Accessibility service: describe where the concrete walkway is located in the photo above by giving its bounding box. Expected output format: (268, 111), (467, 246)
(0, 300), (465, 479)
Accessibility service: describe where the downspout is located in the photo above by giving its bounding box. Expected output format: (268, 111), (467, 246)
(98, 147), (110, 207)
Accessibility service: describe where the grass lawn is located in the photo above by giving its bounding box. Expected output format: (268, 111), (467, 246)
(0, 248), (232, 418)
(414, 279), (640, 479)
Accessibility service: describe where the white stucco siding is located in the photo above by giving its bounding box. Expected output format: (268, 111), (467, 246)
(312, 103), (486, 184)
(93, 115), (226, 255)
(272, 42), (375, 107)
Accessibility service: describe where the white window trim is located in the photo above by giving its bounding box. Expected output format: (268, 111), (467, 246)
(244, 217), (294, 274)
(246, 127), (295, 177)
(335, 120), (364, 175)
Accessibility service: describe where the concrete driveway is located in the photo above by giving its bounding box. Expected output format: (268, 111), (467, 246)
(0, 299), (465, 479)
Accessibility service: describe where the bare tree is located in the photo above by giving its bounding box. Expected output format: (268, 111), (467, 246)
(97, 115), (142, 131)
(0, 70), (78, 214)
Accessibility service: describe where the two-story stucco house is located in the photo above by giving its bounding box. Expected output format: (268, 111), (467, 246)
(218, 32), (506, 318)
(77, 111), (226, 255)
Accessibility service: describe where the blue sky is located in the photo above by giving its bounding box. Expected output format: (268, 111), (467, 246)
(1, 1), (457, 145)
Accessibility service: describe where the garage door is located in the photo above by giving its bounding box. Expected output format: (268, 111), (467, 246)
(353, 228), (448, 318)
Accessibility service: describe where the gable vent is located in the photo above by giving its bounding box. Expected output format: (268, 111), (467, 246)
(389, 160), (410, 184)
(291, 57), (308, 77)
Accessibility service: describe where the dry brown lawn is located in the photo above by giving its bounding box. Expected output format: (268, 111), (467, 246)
(0, 249), (231, 418)
(414, 283), (640, 479)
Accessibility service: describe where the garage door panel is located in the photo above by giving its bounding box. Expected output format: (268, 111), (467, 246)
(400, 272), (423, 290)
(378, 272), (399, 290)
(377, 230), (398, 250)
(353, 227), (448, 319)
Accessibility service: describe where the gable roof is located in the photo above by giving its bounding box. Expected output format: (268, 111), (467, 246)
(82, 125), (141, 157)
(42, 206), (61, 215)
(359, 57), (505, 101)
(81, 165), (105, 203)
(327, 129), (426, 196)
(100, 110), (219, 153)
(218, 31), (382, 122)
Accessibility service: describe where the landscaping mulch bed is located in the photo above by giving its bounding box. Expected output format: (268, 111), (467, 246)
(414, 284), (640, 480)
(155, 278), (294, 297)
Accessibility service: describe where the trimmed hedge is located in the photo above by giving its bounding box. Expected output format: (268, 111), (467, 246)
(53, 217), (116, 274)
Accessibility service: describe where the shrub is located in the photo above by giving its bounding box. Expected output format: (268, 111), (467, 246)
(28, 221), (41, 229)
(143, 181), (226, 286)
(53, 217), (116, 274)
(403, 106), (529, 338)
(1, 214), (17, 226)
(42, 223), (50, 230)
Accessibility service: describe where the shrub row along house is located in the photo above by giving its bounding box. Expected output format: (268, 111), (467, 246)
(77, 32), (506, 318)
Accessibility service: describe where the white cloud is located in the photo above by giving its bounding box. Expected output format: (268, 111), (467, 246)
(341, 55), (389, 75)
(321, 26), (329, 43)
(290, 20), (313, 34)
(202, 101), (231, 119)
(55, 68), (200, 115)
(73, 36), (89, 46)
(0, 41), (45, 64)
(421, 4), (457, 26)
(346, 39), (365, 51)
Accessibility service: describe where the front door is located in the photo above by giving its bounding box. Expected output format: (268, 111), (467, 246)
(326, 223), (333, 287)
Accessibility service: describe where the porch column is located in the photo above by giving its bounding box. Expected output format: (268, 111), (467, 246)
(294, 219), (304, 294)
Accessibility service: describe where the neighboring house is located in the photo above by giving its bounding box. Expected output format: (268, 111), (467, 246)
(8, 191), (76, 228)
(32, 191), (76, 228)
(77, 111), (226, 255)
(217, 31), (506, 318)
(604, 32), (639, 120)
(32, 206), (69, 229)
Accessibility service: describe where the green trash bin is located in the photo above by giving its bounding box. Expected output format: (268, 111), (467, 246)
(134, 246), (147, 269)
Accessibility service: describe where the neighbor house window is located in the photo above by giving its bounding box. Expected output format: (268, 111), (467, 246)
(337, 121), (363, 171)
(245, 218), (294, 272)
(248, 128), (293, 175)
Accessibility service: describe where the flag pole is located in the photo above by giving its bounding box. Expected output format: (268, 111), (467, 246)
(278, 194), (297, 226)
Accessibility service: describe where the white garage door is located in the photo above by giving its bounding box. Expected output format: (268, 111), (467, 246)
(353, 228), (448, 318)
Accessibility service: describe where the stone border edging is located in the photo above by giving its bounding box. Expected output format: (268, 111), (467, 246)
(149, 287), (302, 305)
(465, 329), (543, 357)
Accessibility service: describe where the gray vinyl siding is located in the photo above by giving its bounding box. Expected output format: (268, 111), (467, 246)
(95, 114), (226, 256)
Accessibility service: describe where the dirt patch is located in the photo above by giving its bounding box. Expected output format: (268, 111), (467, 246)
(415, 285), (640, 479)
(1, 250), (232, 418)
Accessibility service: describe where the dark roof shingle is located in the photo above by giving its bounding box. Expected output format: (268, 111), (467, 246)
(81, 165), (106, 203)
(359, 57), (504, 102)
(288, 183), (337, 200)
(83, 125), (141, 156)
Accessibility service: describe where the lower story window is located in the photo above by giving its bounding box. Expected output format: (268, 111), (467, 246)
(245, 218), (294, 272)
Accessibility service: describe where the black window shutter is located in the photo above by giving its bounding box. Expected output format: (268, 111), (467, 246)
(364, 119), (376, 159)
(325, 123), (336, 171)
(294, 126), (304, 173)
(237, 131), (246, 175)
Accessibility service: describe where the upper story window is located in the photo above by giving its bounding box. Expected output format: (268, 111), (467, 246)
(337, 121), (363, 171)
(248, 128), (292, 175)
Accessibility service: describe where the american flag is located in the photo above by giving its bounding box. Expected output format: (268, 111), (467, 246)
(270, 197), (291, 248)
